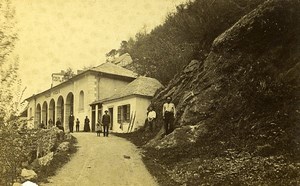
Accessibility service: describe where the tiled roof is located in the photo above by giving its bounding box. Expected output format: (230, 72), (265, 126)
(91, 62), (137, 78)
(25, 62), (137, 101)
(93, 76), (163, 104)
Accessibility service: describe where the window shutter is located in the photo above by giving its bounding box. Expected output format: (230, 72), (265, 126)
(117, 106), (121, 123)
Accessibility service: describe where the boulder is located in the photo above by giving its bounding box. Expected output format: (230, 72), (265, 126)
(12, 183), (21, 186)
(57, 141), (70, 152)
(65, 133), (72, 140)
(20, 168), (37, 180)
(146, 123), (207, 149)
(38, 152), (54, 166)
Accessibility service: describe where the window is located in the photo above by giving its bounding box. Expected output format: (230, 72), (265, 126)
(79, 91), (84, 111)
(117, 104), (130, 123)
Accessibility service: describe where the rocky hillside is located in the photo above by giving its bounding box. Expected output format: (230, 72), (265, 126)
(150, 0), (299, 153)
(125, 0), (300, 185)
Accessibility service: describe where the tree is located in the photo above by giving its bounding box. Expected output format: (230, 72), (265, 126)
(108, 0), (264, 85)
(105, 49), (118, 62)
(118, 40), (129, 56)
(62, 67), (75, 81)
(0, 0), (19, 125)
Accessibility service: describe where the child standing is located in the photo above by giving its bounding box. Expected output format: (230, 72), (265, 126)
(96, 123), (101, 137)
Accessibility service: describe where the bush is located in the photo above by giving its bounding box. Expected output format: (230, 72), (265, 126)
(0, 123), (73, 185)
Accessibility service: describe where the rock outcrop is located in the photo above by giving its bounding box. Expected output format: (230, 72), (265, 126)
(20, 168), (37, 180)
(148, 0), (300, 155)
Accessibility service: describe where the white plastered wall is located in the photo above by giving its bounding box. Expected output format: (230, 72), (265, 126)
(102, 96), (151, 133)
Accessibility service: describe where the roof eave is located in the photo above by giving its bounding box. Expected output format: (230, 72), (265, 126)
(91, 94), (153, 106)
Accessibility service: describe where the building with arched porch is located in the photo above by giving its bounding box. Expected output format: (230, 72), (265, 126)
(25, 62), (137, 131)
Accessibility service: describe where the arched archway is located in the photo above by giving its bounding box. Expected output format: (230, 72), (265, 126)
(36, 104), (41, 127)
(66, 92), (74, 131)
(49, 99), (55, 125)
(57, 96), (64, 126)
(42, 101), (48, 127)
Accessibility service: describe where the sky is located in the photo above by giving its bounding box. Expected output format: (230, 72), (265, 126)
(12, 0), (187, 99)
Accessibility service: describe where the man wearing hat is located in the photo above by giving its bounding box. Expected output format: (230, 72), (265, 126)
(162, 96), (176, 135)
(102, 110), (111, 137)
(69, 113), (75, 133)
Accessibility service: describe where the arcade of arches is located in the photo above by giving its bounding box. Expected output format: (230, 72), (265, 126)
(35, 92), (75, 130)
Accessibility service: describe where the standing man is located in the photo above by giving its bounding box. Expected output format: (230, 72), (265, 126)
(147, 106), (156, 132)
(162, 96), (176, 135)
(102, 110), (111, 137)
(75, 118), (80, 132)
(69, 113), (75, 133)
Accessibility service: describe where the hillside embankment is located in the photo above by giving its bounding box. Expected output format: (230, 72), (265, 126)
(118, 0), (300, 185)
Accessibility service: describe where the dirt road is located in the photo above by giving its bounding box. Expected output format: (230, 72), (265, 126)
(42, 133), (158, 186)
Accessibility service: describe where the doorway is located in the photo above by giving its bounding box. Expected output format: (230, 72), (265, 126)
(108, 107), (113, 130)
(91, 105), (96, 132)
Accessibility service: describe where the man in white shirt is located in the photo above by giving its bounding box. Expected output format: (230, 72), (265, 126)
(162, 96), (176, 135)
(147, 106), (156, 132)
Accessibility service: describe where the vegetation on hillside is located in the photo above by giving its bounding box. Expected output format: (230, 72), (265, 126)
(0, 0), (19, 123)
(107, 0), (264, 85)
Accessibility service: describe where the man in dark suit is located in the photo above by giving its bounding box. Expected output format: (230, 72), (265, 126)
(102, 110), (111, 137)
(69, 113), (75, 133)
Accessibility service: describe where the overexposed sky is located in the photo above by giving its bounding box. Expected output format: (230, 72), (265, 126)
(13, 0), (187, 99)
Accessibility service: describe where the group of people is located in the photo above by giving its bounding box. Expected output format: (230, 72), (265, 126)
(146, 96), (176, 135)
(39, 118), (57, 129)
(39, 96), (176, 136)
(68, 115), (91, 132)
(39, 115), (91, 133)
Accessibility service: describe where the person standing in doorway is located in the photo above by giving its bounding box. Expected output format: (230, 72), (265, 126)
(48, 118), (53, 129)
(84, 116), (90, 132)
(69, 113), (75, 133)
(147, 106), (156, 132)
(163, 96), (176, 135)
(56, 118), (64, 132)
(75, 118), (80, 132)
(102, 110), (111, 137)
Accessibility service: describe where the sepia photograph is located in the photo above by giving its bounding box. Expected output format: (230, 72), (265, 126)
(0, 0), (299, 185)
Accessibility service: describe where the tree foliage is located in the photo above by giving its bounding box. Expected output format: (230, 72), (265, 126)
(108, 0), (264, 85)
(62, 67), (75, 81)
(0, 0), (19, 124)
(105, 40), (131, 62)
